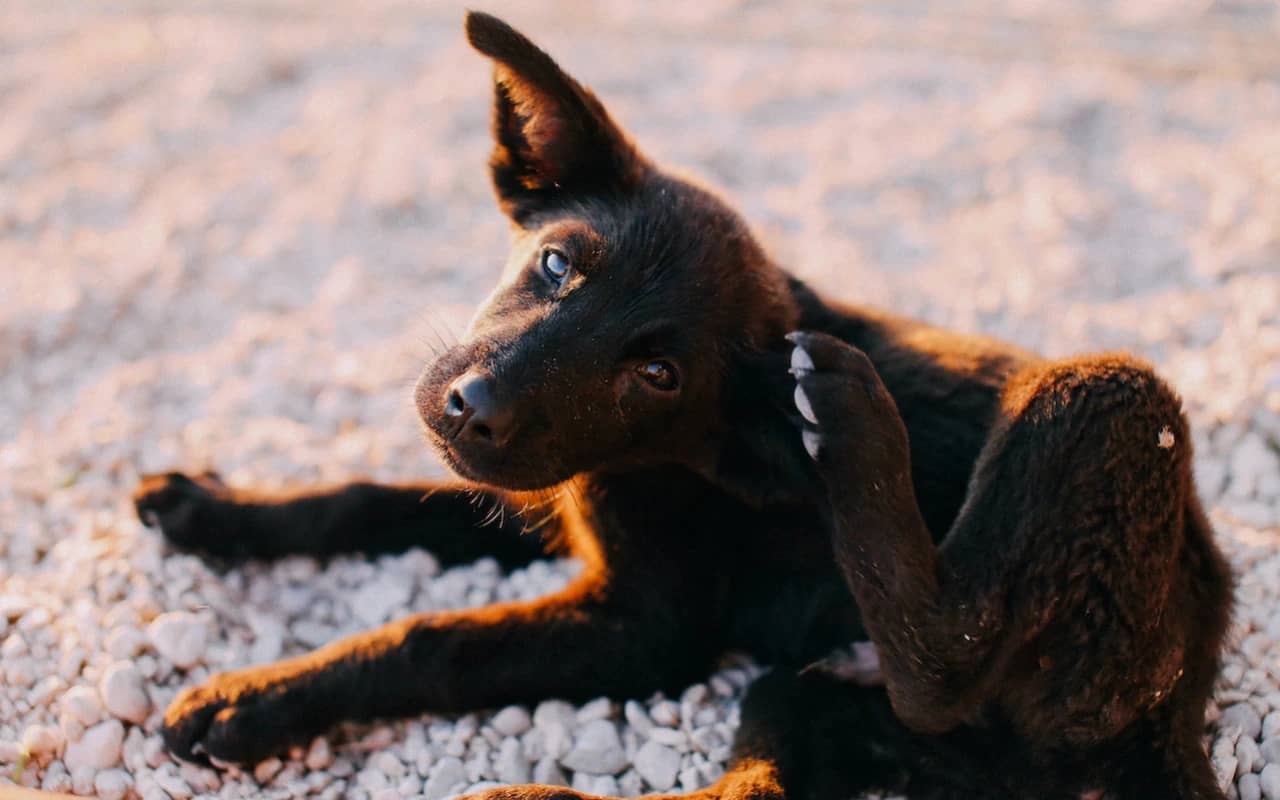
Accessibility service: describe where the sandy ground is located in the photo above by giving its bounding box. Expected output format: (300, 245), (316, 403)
(1, 1), (1278, 798)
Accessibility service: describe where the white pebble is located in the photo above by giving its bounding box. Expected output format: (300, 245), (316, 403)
(560, 719), (627, 775)
(94, 769), (132, 800)
(350, 576), (413, 627)
(21, 724), (62, 759)
(534, 699), (578, 731)
(533, 755), (568, 786)
(494, 737), (530, 784)
(100, 661), (151, 724)
(147, 611), (207, 669)
(633, 740), (681, 791)
(491, 706), (532, 736)
(422, 756), (466, 800)
(624, 700), (654, 735)
(64, 719), (124, 770)
(1224, 704), (1265, 740)
(576, 697), (614, 723)
(254, 756), (283, 783)
(1262, 763), (1280, 800)
(1242, 773), (1263, 800)
(305, 736), (334, 770)
(372, 751), (407, 779)
(650, 700), (681, 727)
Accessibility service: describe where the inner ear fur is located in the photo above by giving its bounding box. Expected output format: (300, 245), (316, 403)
(465, 11), (648, 224)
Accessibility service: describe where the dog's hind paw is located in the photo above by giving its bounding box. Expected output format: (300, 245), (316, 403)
(784, 331), (909, 474)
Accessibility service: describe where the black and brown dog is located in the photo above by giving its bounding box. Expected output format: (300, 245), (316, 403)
(133, 12), (1233, 799)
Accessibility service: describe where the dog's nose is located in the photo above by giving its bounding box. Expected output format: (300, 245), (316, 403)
(445, 372), (516, 446)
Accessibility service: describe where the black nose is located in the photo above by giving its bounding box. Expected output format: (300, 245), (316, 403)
(445, 372), (516, 446)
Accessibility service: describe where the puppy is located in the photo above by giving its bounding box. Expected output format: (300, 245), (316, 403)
(136, 12), (1232, 799)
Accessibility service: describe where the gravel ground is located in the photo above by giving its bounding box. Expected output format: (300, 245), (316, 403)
(2, 1), (1279, 798)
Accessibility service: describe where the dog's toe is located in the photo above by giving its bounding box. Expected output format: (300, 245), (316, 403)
(802, 428), (822, 460)
(794, 383), (818, 425)
(789, 343), (815, 374)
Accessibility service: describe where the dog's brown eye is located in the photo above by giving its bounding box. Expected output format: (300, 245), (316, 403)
(541, 248), (569, 282)
(637, 360), (678, 391)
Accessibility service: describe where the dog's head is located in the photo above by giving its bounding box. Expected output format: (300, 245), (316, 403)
(417, 12), (800, 491)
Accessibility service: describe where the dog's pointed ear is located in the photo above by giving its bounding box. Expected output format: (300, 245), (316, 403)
(465, 11), (647, 225)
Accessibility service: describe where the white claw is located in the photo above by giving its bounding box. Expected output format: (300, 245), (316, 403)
(806, 641), (884, 686)
(794, 384), (818, 424)
(790, 346), (815, 374)
(802, 428), (822, 460)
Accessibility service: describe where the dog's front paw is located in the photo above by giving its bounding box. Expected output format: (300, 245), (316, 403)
(133, 471), (240, 556)
(786, 331), (909, 473)
(163, 666), (312, 765)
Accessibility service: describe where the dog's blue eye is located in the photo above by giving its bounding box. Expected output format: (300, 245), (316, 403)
(637, 360), (679, 391)
(541, 248), (569, 282)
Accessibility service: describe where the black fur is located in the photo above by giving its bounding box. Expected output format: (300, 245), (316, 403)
(133, 11), (1233, 799)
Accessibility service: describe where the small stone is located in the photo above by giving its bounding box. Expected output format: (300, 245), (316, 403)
(560, 719), (627, 775)
(94, 769), (132, 800)
(1262, 764), (1280, 800)
(710, 675), (735, 697)
(1239, 735), (1262, 775)
(100, 661), (151, 724)
(398, 774), (423, 796)
(495, 737), (530, 784)
(350, 576), (413, 627)
(1219, 754), (1242, 792)
(633, 740), (681, 791)
(372, 750), (407, 779)
(154, 764), (193, 799)
(64, 719), (124, 770)
(1242, 773), (1263, 800)
(70, 764), (96, 795)
(21, 724), (61, 759)
(358, 767), (390, 792)
(618, 768), (644, 797)
(423, 755), (467, 800)
(533, 756), (568, 786)
(106, 626), (146, 660)
(648, 727), (688, 749)
(650, 700), (680, 727)
(1224, 704), (1265, 740)
(679, 765), (702, 792)
(577, 697), (614, 723)
(305, 736), (334, 770)
(534, 699), (578, 731)
(143, 734), (168, 768)
(491, 706), (532, 736)
(624, 701), (654, 735)
(254, 756), (284, 783)
(147, 611), (207, 669)
(1262, 738), (1280, 764)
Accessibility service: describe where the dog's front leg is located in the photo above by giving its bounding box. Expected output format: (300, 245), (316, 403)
(163, 577), (704, 765)
(134, 473), (551, 566)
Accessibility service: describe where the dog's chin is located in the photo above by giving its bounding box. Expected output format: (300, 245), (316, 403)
(420, 423), (570, 491)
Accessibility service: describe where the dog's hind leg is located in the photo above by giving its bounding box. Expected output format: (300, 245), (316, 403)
(133, 473), (553, 566)
(786, 332), (1231, 798)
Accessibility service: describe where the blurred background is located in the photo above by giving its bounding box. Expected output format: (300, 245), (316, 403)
(1, 1), (1278, 797)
